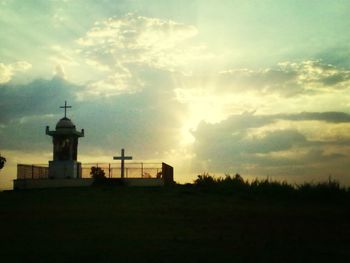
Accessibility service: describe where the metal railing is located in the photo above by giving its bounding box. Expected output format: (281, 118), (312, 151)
(17, 164), (49, 179)
(17, 163), (163, 180)
(81, 163), (163, 179)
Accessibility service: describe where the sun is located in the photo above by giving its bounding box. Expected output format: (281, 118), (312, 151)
(176, 88), (228, 146)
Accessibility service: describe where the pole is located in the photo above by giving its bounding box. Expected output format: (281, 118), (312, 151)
(121, 148), (125, 178)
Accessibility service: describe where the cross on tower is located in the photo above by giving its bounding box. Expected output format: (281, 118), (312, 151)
(113, 148), (133, 178)
(60, 101), (72, 118)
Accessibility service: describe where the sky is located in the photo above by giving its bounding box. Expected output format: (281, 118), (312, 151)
(2, 0), (350, 189)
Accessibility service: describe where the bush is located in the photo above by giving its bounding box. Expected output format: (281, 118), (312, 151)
(0, 155), (6, 170)
(90, 166), (106, 182)
(194, 172), (216, 186)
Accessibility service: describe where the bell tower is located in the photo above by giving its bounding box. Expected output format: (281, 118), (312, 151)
(46, 101), (84, 179)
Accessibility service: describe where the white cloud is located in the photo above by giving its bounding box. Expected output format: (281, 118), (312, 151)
(171, 60), (350, 131)
(49, 45), (79, 66)
(54, 64), (66, 79)
(77, 13), (199, 63)
(76, 13), (209, 96)
(85, 64), (143, 97)
(219, 60), (350, 96)
(0, 61), (32, 84)
(0, 64), (12, 84)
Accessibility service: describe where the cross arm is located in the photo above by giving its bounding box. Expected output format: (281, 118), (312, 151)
(113, 156), (133, 160)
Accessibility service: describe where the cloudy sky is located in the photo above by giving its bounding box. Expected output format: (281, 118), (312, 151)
(1, 0), (350, 188)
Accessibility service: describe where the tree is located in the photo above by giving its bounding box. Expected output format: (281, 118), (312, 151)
(90, 166), (106, 181)
(0, 155), (6, 170)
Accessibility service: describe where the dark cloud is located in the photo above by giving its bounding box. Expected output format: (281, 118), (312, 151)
(279, 112), (350, 123)
(193, 126), (306, 161)
(243, 130), (306, 154)
(318, 47), (350, 68)
(0, 117), (51, 152)
(0, 77), (77, 123)
(192, 111), (350, 174)
(76, 88), (185, 157)
(0, 74), (186, 159)
(194, 111), (350, 138)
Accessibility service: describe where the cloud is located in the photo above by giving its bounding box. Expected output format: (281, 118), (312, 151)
(0, 61), (31, 84)
(191, 111), (350, 175)
(192, 111), (350, 140)
(54, 64), (66, 79)
(77, 13), (199, 68)
(218, 60), (350, 97)
(278, 112), (350, 123)
(84, 63), (143, 97)
(0, 77), (77, 123)
(243, 130), (307, 154)
(318, 47), (350, 68)
(76, 13), (208, 97)
(0, 75), (187, 159)
(172, 60), (350, 125)
(49, 45), (79, 67)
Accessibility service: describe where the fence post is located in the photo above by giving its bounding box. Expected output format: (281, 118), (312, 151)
(109, 163), (111, 178)
(32, 165), (34, 179)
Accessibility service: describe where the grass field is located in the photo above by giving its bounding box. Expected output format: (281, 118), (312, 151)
(1, 186), (349, 262)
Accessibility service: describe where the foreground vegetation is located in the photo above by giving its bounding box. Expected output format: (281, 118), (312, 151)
(193, 173), (350, 201)
(0, 179), (349, 262)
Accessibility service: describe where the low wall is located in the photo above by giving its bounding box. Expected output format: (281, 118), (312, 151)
(13, 178), (164, 189)
(14, 178), (94, 190)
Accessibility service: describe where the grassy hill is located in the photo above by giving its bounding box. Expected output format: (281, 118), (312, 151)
(0, 185), (349, 262)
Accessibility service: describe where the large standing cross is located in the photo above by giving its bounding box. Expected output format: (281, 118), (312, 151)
(60, 101), (72, 118)
(113, 148), (133, 178)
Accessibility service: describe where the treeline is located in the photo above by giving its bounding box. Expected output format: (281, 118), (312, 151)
(192, 173), (349, 201)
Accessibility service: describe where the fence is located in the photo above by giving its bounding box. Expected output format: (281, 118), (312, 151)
(81, 163), (163, 179)
(17, 164), (49, 179)
(17, 162), (171, 181)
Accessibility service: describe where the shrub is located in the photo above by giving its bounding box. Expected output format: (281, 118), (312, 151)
(194, 172), (216, 186)
(0, 155), (6, 170)
(90, 166), (106, 181)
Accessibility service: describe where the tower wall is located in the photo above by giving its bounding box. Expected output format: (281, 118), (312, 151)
(49, 161), (82, 179)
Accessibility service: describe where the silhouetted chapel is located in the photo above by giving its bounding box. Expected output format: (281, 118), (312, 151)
(46, 101), (84, 178)
(14, 101), (174, 189)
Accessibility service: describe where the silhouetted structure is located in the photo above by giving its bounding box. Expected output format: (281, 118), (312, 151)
(46, 101), (84, 178)
(16, 162), (174, 185)
(162, 163), (174, 185)
(14, 101), (174, 189)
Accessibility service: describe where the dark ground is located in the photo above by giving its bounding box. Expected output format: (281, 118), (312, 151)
(0, 186), (349, 262)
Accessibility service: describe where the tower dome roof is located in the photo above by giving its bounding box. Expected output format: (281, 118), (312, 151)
(56, 117), (76, 129)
